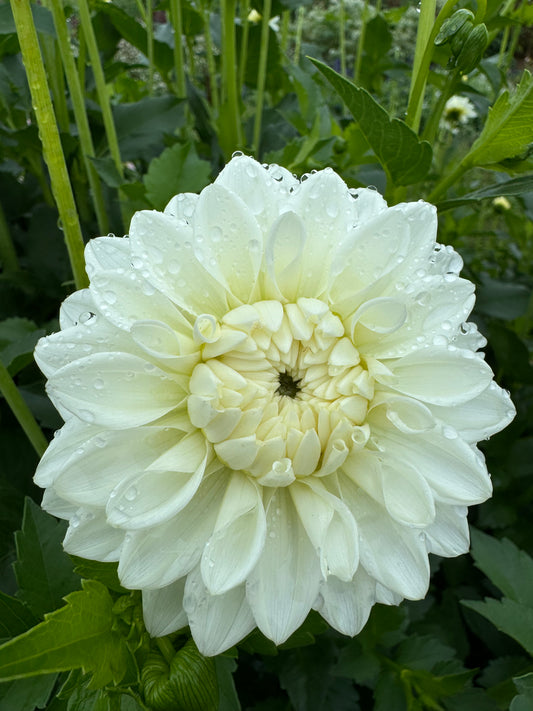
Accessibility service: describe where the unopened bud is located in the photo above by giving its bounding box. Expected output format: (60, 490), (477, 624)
(435, 9), (475, 46)
(456, 23), (489, 73)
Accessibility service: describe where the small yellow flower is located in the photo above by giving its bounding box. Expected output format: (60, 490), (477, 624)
(492, 196), (511, 211)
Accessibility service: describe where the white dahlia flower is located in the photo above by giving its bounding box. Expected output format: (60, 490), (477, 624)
(442, 95), (477, 132)
(34, 155), (514, 656)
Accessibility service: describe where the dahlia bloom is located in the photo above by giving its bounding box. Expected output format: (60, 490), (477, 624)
(34, 155), (514, 656)
(442, 95), (477, 132)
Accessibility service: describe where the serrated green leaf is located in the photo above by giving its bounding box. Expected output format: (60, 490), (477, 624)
(511, 673), (533, 711)
(462, 598), (533, 656)
(466, 71), (533, 167)
(144, 143), (211, 210)
(395, 635), (456, 672)
(0, 580), (130, 688)
(0, 673), (57, 711)
(69, 557), (127, 594)
(309, 58), (432, 185)
(475, 278), (530, 320)
(437, 173), (533, 210)
(14, 498), (80, 618)
(0, 317), (44, 374)
(0, 592), (37, 642)
(470, 530), (533, 605)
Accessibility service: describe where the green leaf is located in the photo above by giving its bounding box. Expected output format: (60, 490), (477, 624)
(0, 580), (130, 688)
(462, 598), (533, 655)
(437, 174), (533, 210)
(470, 530), (533, 605)
(0, 4), (55, 36)
(0, 592), (37, 642)
(215, 657), (241, 711)
(465, 70), (533, 167)
(309, 58), (432, 185)
(69, 557), (127, 595)
(144, 143), (211, 211)
(395, 635), (456, 672)
(0, 318), (44, 375)
(13, 498), (80, 618)
(511, 673), (533, 711)
(88, 157), (124, 189)
(475, 277), (530, 320)
(0, 674), (57, 711)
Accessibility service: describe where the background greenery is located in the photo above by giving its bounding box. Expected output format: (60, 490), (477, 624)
(1, 0), (533, 709)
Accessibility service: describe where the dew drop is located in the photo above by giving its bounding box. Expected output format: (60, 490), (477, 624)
(124, 485), (138, 502)
(94, 378), (104, 390)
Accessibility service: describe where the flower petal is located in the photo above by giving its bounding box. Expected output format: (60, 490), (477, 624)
(201, 472), (266, 594)
(118, 469), (229, 589)
(315, 567), (376, 636)
(46, 352), (186, 428)
(143, 579), (188, 637)
(63, 509), (123, 562)
(184, 566), (255, 657)
(246, 488), (322, 644)
(424, 503), (470, 557)
(129, 210), (228, 317)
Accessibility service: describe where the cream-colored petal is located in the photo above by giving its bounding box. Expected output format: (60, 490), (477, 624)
(143, 579), (188, 637)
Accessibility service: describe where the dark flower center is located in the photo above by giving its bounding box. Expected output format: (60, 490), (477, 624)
(276, 371), (302, 399)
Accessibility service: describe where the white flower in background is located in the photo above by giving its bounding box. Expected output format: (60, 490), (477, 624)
(34, 155), (514, 656)
(442, 95), (477, 133)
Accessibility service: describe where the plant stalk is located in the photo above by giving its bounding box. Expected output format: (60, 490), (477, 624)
(253, 0), (272, 155)
(169, 0), (186, 97)
(10, 0), (87, 289)
(0, 360), (48, 457)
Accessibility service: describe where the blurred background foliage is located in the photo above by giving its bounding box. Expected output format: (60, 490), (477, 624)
(1, 0), (533, 709)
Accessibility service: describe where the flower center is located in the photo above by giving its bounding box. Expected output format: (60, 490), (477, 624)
(187, 298), (374, 487)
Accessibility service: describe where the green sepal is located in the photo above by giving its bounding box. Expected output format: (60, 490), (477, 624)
(141, 639), (218, 711)
(450, 19), (475, 57)
(435, 9), (474, 46)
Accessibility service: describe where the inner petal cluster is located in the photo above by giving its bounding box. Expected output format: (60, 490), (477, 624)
(187, 298), (374, 486)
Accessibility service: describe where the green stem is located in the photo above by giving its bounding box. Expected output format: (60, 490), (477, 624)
(405, 0), (458, 133)
(41, 33), (69, 133)
(280, 9), (290, 55)
(475, 0), (486, 22)
(77, 0), (123, 180)
(146, 0), (154, 96)
(339, 0), (346, 76)
(421, 68), (460, 143)
(0, 201), (19, 272)
(202, 1), (219, 109)
(353, 0), (368, 83)
(77, 25), (86, 92)
(220, 0), (242, 150)
(49, 0), (109, 236)
(156, 637), (176, 665)
(253, 0), (272, 155)
(10, 0), (87, 289)
(407, 0), (436, 127)
(169, 0), (186, 97)
(238, 0), (250, 93)
(427, 159), (468, 203)
(0, 360), (48, 457)
(294, 6), (304, 66)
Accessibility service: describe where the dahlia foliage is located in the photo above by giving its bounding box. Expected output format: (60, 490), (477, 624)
(34, 155), (514, 656)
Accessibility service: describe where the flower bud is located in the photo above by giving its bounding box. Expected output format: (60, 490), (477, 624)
(435, 9), (474, 46)
(455, 23), (489, 74)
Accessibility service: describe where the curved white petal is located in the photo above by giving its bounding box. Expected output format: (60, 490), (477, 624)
(118, 470), (228, 589)
(84, 236), (131, 276)
(424, 503), (470, 557)
(46, 352), (186, 428)
(201, 472), (266, 594)
(184, 566), (255, 657)
(246, 488), (322, 644)
(59, 289), (96, 330)
(63, 509), (123, 561)
(143, 579), (188, 637)
(129, 210), (228, 317)
(315, 567), (376, 636)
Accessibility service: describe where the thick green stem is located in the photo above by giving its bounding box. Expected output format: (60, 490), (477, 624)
(407, 0), (436, 129)
(77, 0), (123, 180)
(220, 0), (242, 150)
(421, 68), (460, 143)
(10, 0), (87, 289)
(0, 360), (48, 457)
(253, 0), (272, 155)
(339, 0), (346, 76)
(0, 201), (19, 272)
(41, 34), (69, 133)
(353, 0), (368, 83)
(146, 0), (154, 96)
(169, 0), (186, 97)
(427, 159), (468, 203)
(202, 1), (219, 109)
(280, 9), (290, 55)
(294, 6), (304, 66)
(238, 0), (250, 93)
(405, 0), (458, 133)
(49, 0), (109, 236)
